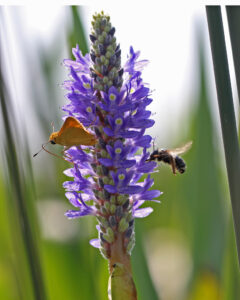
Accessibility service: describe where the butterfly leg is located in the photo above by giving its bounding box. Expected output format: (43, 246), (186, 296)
(86, 116), (97, 129)
(62, 146), (73, 161)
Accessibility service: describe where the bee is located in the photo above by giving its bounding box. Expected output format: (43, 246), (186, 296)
(147, 141), (192, 174)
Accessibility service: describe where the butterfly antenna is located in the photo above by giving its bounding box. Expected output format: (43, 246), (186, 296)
(51, 121), (55, 133)
(41, 143), (73, 164)
(33, 141), (50, 157)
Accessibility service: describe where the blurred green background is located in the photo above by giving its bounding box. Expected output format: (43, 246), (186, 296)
(0, 6), (239, 300)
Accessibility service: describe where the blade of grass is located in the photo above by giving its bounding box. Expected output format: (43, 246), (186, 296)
(187, 29), (227, 274)
(132, 222), (159, 300)
(68, 6), (89, 57)
(0, 46), (47, 300)
(226, 6), (240, 105)
(223, 216), (240, 298)
(206, 6), (240, 266)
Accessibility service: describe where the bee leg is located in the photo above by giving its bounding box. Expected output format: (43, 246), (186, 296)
(152, 138), (156, 151)
(170, 156), (176, 175)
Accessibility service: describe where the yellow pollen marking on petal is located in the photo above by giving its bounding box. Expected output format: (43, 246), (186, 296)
(109, 93), (116, 101)
(115, 118), (123, 125)
(118, 174), (125, 180)
(115, 148), (122, 154)
(86, 106), (92, 113)
(131, 109), (137, 116)
(83, 83), (91, 89)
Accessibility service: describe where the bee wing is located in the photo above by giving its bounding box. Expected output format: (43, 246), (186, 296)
(168, 141), (193, 157)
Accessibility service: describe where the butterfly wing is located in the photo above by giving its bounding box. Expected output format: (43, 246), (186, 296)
(57, 117), (96, 146)
(58, 117), (84, 135)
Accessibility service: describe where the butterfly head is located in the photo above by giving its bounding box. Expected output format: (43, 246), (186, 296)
(49, 132), (58, 144)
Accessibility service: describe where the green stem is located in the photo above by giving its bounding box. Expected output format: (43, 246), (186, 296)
(108, 263), (137, 300)
(206, 6), (240, 266)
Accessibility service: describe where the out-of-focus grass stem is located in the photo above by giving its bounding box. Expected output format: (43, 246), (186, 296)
(206, 6), (240, 266)
(0, 52), (47, 300)
(226, 6), (240, 105)
(68, 6), (88, 56)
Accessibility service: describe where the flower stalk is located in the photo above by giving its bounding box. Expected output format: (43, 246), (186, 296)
(62, 11), (161, 299)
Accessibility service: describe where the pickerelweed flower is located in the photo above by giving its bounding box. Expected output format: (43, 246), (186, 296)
(62, 11), (161, 299)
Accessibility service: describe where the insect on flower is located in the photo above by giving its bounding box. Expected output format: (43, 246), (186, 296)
(147, 141), (192, 174)
(33, 116), (96, 159)
(48, 116), (96, 147)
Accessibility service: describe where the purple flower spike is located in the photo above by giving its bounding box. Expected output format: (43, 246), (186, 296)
(62, 12), (161, 259)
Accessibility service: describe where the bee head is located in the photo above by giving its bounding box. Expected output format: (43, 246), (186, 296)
(151, 150), (159, 156)
(148, 150), (159, 161)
